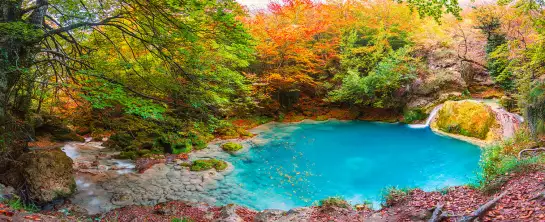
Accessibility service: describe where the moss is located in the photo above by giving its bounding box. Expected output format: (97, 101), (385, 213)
(172, 142), (193, 154)
(434, 101), (496, 139)
(193, 140), (208, 150)
(118, 151), (138, 160)
(190, 159), (227, 171)
(318, 197), (351, 209)
(52, 131), (85, 142)
(221, 142), (243, 153)
(106, 132), (134, 151)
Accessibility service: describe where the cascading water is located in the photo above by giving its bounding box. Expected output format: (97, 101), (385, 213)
(408, 105), (443, 129)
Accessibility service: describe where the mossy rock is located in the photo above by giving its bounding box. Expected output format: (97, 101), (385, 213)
(105, 132), (134, 151)
(52, 131), (85, 142)
(434, 100), (497, 139)
(117, 151), (138, 160)
(172, 142), (193, 154)
(190, 159), (227, 171)
(16, 149), (76, 204)
(221, 142), (243, 153)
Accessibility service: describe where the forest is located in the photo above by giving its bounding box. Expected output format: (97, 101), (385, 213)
(1, 0), (545, 221)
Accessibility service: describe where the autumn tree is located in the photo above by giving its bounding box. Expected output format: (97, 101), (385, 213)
(0, 0), (254, 197)
(246, 0), (340, 109)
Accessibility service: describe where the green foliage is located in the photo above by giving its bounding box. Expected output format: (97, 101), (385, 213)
(0, 22), (43, 42)
(402, 108), (426, 123)
(488, 44), (514, 90)
(398, 0), (461, 21)
(476, 130), (541, 192)
(526, 81), (545, 136)
(474, 9), (513, 90)
(318, 197), (352, 209)
(190, 159), (228, 171)
(221, 142), (243, 153)
(79, 79), (166, 120)
(2, 195), (39, 213)
(329, 47), (418, 108)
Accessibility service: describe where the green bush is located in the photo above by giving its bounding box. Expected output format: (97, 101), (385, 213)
(318, 197), (351, 209)
(402, 108), (426, 123)
(190, 159), (228, 171)
(2, 195), (39, 213)
(478, 136), (544, 193)
(221, 142), (243, 153)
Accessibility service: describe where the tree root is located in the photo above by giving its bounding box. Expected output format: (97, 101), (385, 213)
(459, 191), (507, 222)
(518, 147), (545, 159)
(428, 203), (446, 222)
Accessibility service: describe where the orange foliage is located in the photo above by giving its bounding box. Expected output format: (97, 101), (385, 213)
(247, 0), (341, 92)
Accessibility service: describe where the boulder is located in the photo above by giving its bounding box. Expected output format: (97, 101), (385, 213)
(433, 100), (497, 139)
(216, 204), (244, 222)
(12, 149), (76, 204)
(34, 114), (84, 142)
(254, 209), (286, 222)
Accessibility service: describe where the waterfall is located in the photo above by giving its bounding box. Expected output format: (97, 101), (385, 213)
(408, 105), (443, 129)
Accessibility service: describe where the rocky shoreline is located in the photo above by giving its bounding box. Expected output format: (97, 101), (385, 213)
(0, 99), (528, 221)
(62, 99), (522, 215)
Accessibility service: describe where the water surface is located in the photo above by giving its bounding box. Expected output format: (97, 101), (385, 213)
(212, 120), (481, 210)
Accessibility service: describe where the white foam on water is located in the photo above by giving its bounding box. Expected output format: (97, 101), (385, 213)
(62, 144), (80, 160)
(408, 105), (443, 129)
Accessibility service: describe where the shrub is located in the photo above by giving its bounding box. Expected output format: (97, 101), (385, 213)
(382, 187), (414, 207)
(435, 101), (496, 139)
(3, 195), (39, 213)
(476, 130), (542, 193)
(318, 197), (351, 209)
(221, 142), (243, 153)
(402, 108), (426, 123)
(190, 159), (228, 171)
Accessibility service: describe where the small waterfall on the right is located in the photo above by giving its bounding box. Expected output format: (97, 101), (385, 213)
(408, 105), (443, 129)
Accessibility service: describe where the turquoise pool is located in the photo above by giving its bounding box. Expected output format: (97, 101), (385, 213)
(212, 120), (481, 210)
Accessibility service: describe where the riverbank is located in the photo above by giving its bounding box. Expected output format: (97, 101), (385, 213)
(0, 99), (529, 221)
(2, 166), (543, 221)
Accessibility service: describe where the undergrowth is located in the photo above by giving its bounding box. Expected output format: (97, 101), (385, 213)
(2, 195), (39, 213)
(381, 187), (415, 207)
(402, 108), (426, 123)
(476, 129), (544, 194)
(317, 196), (352, 209)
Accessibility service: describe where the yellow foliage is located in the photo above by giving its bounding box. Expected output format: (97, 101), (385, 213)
(435, 100), (497, 139)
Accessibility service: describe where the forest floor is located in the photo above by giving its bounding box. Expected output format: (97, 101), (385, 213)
(1, 167), (544, 221)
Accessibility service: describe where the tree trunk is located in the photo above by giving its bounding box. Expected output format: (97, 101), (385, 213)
(0, 0), (41, 170)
